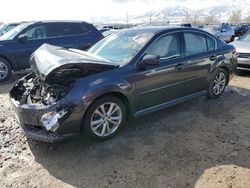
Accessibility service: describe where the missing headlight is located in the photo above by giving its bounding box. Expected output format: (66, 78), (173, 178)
(41, 110), (68, 132)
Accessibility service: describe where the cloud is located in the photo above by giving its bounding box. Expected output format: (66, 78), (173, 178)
(112, 0), (152, 3)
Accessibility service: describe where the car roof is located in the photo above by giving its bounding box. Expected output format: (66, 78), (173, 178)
(125, 26), (204, 34)
(34, 20), (90, 24)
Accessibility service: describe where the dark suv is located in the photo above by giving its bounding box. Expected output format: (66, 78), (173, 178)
(0, 21), (103, 81)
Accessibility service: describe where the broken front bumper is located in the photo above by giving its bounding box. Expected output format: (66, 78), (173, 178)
(9, 74), (85, 143)
(10, 96), (81, 143)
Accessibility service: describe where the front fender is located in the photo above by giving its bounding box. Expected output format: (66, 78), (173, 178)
(0, 48), (14, 68)
(84, 77), (134, 108)
(62, 75), (134, 114)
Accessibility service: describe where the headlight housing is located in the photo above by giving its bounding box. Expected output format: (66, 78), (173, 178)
(41, 110), (67, 132)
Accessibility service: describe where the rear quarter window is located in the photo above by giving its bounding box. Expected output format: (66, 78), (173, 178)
(207, 35), (216, 51)
(73, 23), (90, 34)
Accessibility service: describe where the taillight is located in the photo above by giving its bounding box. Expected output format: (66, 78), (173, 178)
(232, 48), (238, 56)
(99, 34), (104, 40)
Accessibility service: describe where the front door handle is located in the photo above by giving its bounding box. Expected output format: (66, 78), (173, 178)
(175, 63), (184, 70)
(210, 55), (217, 61)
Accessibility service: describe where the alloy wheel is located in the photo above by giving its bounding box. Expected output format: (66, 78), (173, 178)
(0, 61), (8, 80)
(213, 72), (226, 95)
(90, 102), (122, 137)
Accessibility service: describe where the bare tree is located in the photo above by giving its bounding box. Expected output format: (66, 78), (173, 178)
(203, 15), (219, 24)
(182, 10), (191, 23)
(228, 10), (242, 24)
(244, 16), (250, 23)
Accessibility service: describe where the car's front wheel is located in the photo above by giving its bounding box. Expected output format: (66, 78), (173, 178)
(83, 96), (126, 141)
(0, 58), (11, 82)
(208, 68), (228, 98)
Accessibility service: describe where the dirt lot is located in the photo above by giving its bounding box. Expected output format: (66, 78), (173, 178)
(0, 73), (250, 188)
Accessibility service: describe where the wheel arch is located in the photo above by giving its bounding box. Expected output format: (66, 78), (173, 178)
(80, 91), (132, 132)
(0, 54), (13, 70)
(220, 65), (230, 85)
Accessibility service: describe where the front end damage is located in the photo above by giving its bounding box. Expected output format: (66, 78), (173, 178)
(9, 44), (117, 142)
(9, 73), (75, 142)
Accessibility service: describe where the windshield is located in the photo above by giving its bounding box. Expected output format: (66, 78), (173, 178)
(240, 31), (250, 42)
(0, 23), (30, 40)
(0, 24), (7, 33)
(88, 30), (154, 65)
(202, 26), (219, 33)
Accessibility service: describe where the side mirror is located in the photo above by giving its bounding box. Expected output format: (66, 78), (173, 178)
(142, 54), (160, 65)
(18, 34), (28, 42)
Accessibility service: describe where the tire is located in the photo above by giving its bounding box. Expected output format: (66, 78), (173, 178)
(230, 35), (235, 42)
(83, 96), (126, 141)
(0, 58), (11, 82)
(207, 68), (229, 98)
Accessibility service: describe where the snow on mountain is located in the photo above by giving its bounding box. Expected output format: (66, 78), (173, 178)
(101, 0), (250, 24)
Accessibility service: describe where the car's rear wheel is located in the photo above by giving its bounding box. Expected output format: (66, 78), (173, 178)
(0, 58), (11, 82)
(207, 68), (228, 98)
(83, 96), (126, 141)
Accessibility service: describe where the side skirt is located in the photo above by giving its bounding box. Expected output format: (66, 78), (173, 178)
(134, 91), (207, 118)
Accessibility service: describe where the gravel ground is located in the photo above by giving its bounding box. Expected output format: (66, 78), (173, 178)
(0, 73), (250, 188)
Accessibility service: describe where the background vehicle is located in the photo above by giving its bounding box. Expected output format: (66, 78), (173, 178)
(0, 21), (103, 81)
(231, 31), (250, 71)
(102, 29), (119, 37)
(180, 23), (192, 27)
(214, 23), (235, 43)
(234, 24), (249, 37)
(10, 27), (237, 142)
(0, 22), (20, 36)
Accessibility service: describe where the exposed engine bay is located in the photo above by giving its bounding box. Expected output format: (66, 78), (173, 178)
(10, 73), (73, 106)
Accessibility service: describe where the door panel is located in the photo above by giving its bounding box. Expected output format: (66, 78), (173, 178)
(135, 59), (187, 111)
(12, 38), (48, 69)
(182, 55), (211, 94)
(182, 32), (215, 94)
(135, 32), (189, 111)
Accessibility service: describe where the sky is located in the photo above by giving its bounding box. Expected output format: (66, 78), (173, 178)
(0, 0), (226, 23)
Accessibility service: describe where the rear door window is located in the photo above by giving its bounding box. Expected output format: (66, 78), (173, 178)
(47, 23), (90, 37)
(184, 32), (208, 56)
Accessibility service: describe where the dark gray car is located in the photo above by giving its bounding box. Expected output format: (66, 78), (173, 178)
(9, 27), (238, 142)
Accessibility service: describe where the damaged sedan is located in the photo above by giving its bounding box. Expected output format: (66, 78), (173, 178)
(10, 27), (237, 142)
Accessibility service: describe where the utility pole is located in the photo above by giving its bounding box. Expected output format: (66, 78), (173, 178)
(149, 13), (152, 25)
(126, 13), (129, 26)
(164, 11), (167, 24)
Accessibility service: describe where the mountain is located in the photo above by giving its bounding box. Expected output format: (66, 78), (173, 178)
(100, 0), (250, 24)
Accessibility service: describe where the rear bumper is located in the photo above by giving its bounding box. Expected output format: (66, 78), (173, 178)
(237, 58), (250, 71)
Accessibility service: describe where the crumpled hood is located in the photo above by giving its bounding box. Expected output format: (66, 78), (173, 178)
(231, 41), (250, 53)
(30, 44), (118, 81)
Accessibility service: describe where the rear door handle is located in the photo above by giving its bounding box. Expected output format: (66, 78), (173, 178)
(175, 63), (184, 70)
(210, 55), (217, 61)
